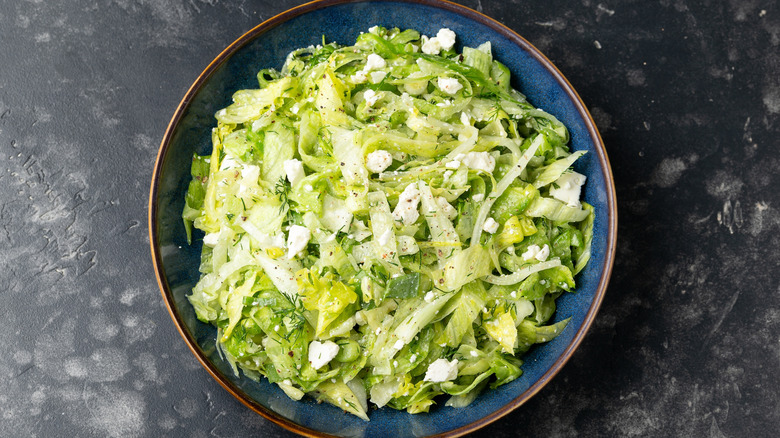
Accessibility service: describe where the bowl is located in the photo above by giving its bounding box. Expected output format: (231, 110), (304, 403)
(149, 0), (617, 436)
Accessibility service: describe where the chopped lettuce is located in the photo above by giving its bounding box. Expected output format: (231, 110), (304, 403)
(183, 25), (593, 419)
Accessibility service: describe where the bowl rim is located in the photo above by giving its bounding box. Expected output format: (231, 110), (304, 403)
(148, 0), (617, 436)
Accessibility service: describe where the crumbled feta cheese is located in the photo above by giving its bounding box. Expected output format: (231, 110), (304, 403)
(368, 25), (380, 34)
(443, 170), (453, 179)
(483, 217), (499, 234)
(308, 340), (339, 369)
(365, 150), (393, 173)
(421, 28), (457, 55)
(283, 159), (305, 186)
(510, 291), (517, 298)
(470, 350), (479, 358)
(549, 171), (587, 208)
(423, 358), (459, 383)
(421, 35), (442, 55)
(363, 89), (381, 107)
(393, 340), (405, 350)
(438, 77), (463, 95)
(203, 233), (219, 247)
(535, 244), (551, 261)
(445, 159), (461, 169)
(521, 243), (550, 262)
(392, 183), (421, 225)
(397, 235), (420, 255)
(460, 151), (495, 173)
(365, 53), (386, 70)
(436, 28), (456, 51)
(370, 71), (387, 83)
(424, 291), (435, 303)
(435, 196), (458, 220)
(460, 111), (470, 126)
(472, 193), (484, 202)
(410, 354), (417, 362)
(436, 99), (453, 107)
(352, 70), (368, 83)
(286, 225), (311, 259)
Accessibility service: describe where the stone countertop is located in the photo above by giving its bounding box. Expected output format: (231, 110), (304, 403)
(1, 0), (777, 437)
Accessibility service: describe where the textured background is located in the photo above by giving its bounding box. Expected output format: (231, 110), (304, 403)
(1, 0), (778, 437)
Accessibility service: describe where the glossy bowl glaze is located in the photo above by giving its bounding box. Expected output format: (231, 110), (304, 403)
(149, 0), (617, 436)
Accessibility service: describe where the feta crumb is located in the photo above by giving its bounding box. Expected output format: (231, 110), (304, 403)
(445, 159), (461, 169)
(443, 170), (453, 179)
(470, 350), (479, 357)
(352, 70), (368, 83)
(460, 111), (470, 126)
(308, 340), (339, 370)
(392, 183), (421, 225)
(409, 354), (418, 362)
(421, 35), (442, 55)
(286, 225), (311, 259)
(365, 150), (393, 173)
(370, 71), (387, 83)
(423, 358), (459, 382)
(549, 171), (587, 208)
(203, 233), (219, 247)
(363, 89), (381, 107)
(483, 217), (499, 234)
(438, 77), (463, 95)
(535, 244), (550, 261)
(472, 193), (484, 202)
(393, 340), (404, 350)
(510, 291), (517, 298)
(424, 291), (435, 303)
(368, 25), (380, 34)
(435, 196), (458, 220)
(365, 53), (386, 71)
(521, 243), (550, 262)
(283, 159), (305, 186)
(460, 151), (495, 173)
(436, 28), (456, 50)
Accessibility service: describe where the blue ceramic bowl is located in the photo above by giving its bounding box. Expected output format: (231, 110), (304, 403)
(149, 0), (617, 436)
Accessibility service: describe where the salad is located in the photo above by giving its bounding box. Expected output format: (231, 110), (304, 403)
(182, 26), (593, 419)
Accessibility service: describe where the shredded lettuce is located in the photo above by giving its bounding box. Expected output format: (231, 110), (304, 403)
(182, 25), (594, 419)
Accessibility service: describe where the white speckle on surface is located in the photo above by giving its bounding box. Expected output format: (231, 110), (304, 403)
(174, 397), (199, 419)
(34, 32), (50, 43)
(82, 386), (147, 438)
(651, 157), (687, 188)
(13, 350), (32, 365)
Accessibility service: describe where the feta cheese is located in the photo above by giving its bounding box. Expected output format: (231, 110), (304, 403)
(365, 53), (386, 71)
(445, 159), (461, 169)
(521, 243), (551, 262)
(549, 171), (587, 208)
(409, 354), (418, 362)
(421, 35), (442, 55)
(460, 151), (495, 173)
(443, 170), (453, 179)
(393, 340), (405, 350)
(370, 70), (387, 83)
(351, 70), (368, 83)
(423, 358), (459, 383)
(308, 340), (339, 369)
(436, 28), (457, 51)
(363, 89), (380, 107)
(424, 291), (435, 303)
(365, 150), (393, 173)
(483, 217), (499, 234)
(438, 77), (463, 95)
(435, 196), (458, 220)
(472, 193), (484, 202)
(203, 233), (219, 247)
(286, 225), (311, 259)
(392, 183), (421, 225)
(283, 159), (305, 186)
(397, 235), (420, 255)
(470, 350), (479, 358)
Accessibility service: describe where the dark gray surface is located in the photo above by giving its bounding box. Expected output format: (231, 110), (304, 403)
(1, 0), (777, 437)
